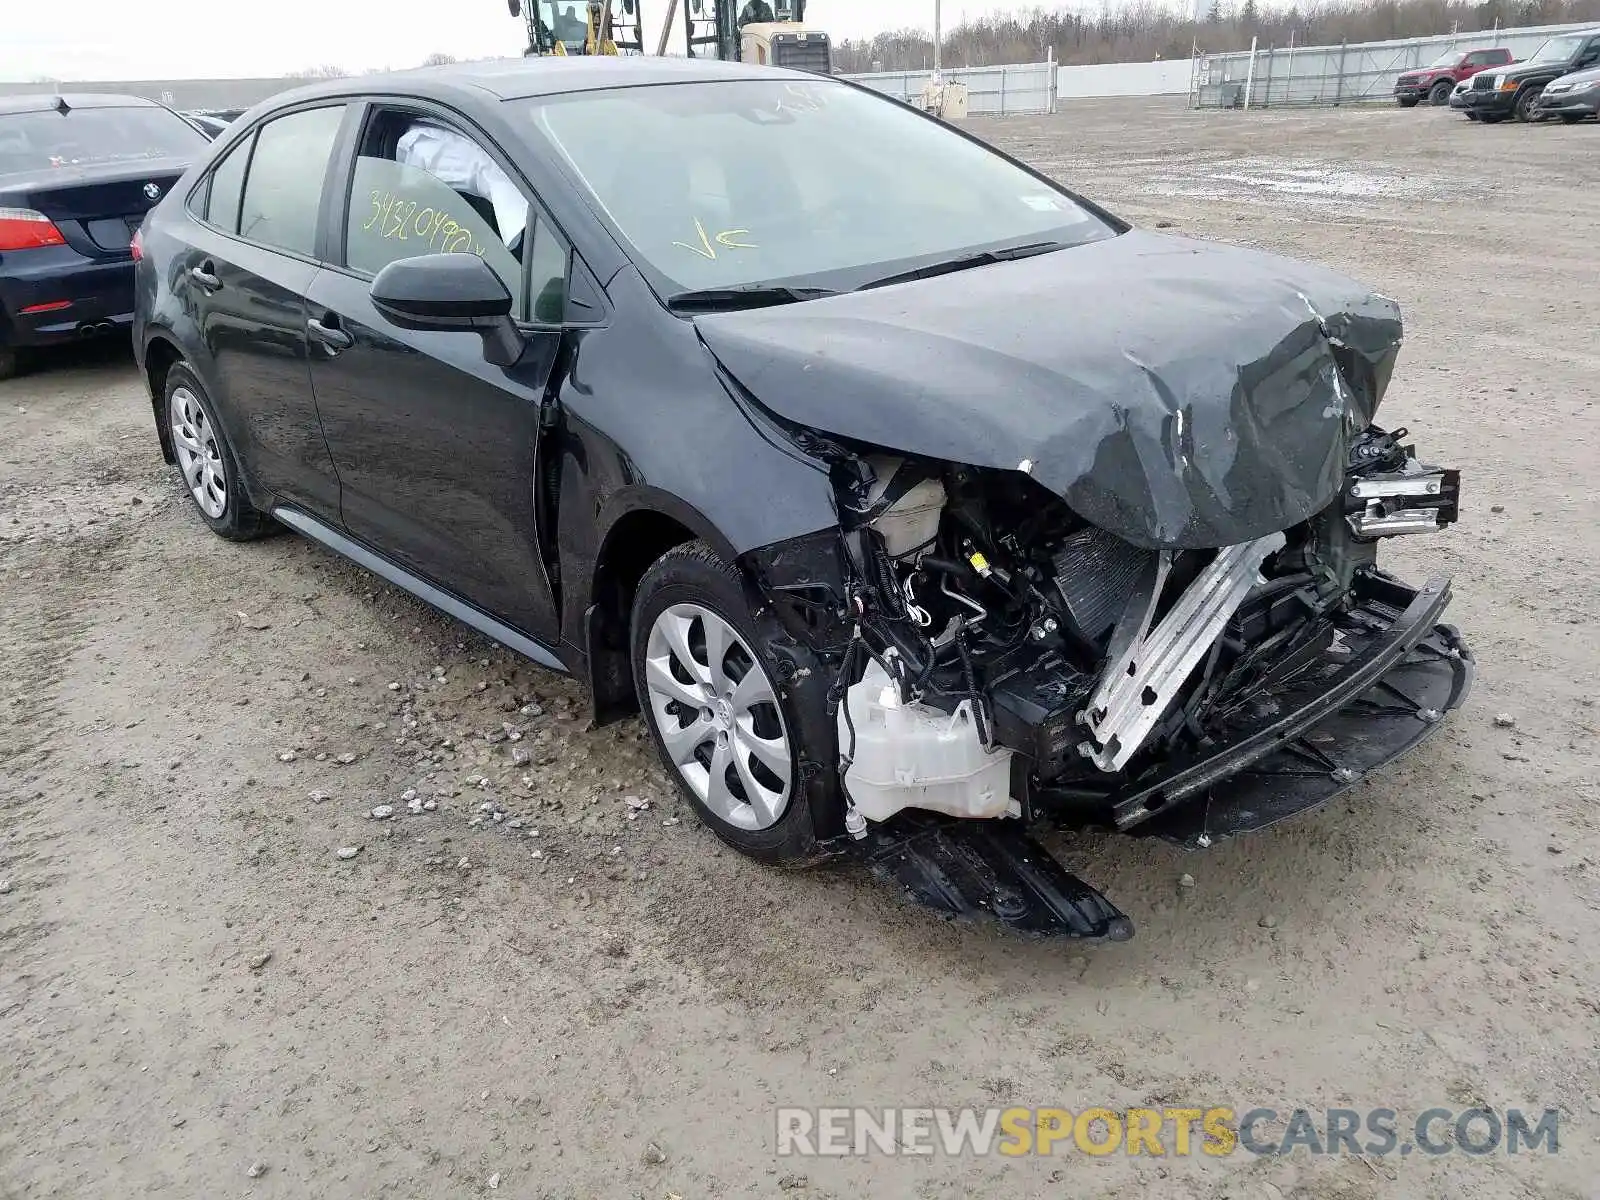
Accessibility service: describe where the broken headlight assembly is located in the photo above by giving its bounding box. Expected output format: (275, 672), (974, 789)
(1344, 426), (1461, 539)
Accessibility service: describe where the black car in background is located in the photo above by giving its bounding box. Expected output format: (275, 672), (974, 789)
(0, 93), (209, 379)
(132, 58), (1471, 939)
(1531, 63), (1600, 120)
(1461, 27), (1600, 121)
(184, 110), (244, 139)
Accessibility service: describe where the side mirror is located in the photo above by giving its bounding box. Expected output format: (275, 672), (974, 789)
(370, 253), (526, 367)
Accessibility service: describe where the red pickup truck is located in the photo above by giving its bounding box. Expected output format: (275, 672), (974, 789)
(1395, 46), (1515, 106)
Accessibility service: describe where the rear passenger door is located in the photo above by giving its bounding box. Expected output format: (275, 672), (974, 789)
(178, 103), (349, 519)
(304, 102), (570, 642)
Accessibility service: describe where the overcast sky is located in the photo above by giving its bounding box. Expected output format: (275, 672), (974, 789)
(0, 0), (1063, 81)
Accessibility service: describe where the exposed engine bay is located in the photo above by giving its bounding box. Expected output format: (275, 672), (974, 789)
(821, 421), (1459, 813)
(745, 424), (1471, 938)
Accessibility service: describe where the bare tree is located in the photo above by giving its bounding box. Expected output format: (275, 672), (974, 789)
(421, 52), (457, 66)
(288, 65), (349, 79)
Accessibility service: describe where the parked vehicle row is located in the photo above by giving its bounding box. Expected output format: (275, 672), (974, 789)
(1402, 29), (1600, 124)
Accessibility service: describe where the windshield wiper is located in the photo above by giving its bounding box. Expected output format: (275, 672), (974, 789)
(856, 240), (1070, 292)
(666, 284), (841, 313)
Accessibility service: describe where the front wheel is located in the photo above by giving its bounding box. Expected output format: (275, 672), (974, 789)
(1429, 80), (1454, 105)
(1515, 86), (1544, 122)
(1397, 97), (1420, 108)
(630, 540), (825, 865)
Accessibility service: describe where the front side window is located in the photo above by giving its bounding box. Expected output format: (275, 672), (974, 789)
(343, 114), (528, 317)
(0, 104), (207, 177)
(1426, 50), (1464, 67)
(238, 105), (346, 256)
(517, 79), (1116, 296)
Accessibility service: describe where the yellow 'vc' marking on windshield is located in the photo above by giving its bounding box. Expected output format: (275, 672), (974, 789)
(673, 217), (757, 259)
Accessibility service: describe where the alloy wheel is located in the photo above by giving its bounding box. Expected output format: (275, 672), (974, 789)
(643, 602), (792, 831)
(169, 386), (227, 519)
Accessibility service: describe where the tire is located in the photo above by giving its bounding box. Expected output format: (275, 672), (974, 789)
(1397, 97), (1419, 108)
(1465, 111), (1480, 121)
(163, 362), (272, 541)
(1559, 113), (1584, 124)
(1479, 113), (1503, 124)
(630, 540), (826, 865)
(0, 343), (17, 382)
(1429, 80), (1454, 105)
(1515, 86), (1543, 122)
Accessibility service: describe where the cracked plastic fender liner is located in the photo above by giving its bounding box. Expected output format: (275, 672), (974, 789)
(694, 230), (1403, 550)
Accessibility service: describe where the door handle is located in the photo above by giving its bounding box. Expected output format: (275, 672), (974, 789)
(307, 316), (353, 353)
(188, 265), (221, 292)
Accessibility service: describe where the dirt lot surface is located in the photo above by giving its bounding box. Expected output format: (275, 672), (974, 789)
(3, 97), (1598, 1200)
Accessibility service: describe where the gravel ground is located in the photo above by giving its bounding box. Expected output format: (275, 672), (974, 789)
(2, 97), (1597, 1199)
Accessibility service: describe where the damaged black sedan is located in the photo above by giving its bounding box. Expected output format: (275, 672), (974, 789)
(134, 57), (1472, 940)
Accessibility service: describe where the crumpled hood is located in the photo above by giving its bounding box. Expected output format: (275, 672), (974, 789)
(695, 230), (1402, 550)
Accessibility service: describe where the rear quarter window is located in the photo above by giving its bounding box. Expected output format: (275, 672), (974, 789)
(200, 136), (251, 233)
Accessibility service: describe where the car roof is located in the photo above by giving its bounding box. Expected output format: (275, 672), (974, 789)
(269, 54), (812, 106)
(0, 92), (163, 116)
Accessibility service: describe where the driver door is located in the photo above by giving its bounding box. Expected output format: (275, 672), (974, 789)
(304, 103), (571, 643)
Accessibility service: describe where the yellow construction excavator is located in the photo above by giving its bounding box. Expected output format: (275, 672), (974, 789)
(507, 0), (644, 56)
(507, 0), (831, 73)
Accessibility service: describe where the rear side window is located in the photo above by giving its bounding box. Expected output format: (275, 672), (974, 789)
(238, 105), (345, 256)
(203, 137), (251, 233)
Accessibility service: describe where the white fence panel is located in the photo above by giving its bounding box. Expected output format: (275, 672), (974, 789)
(1194, 21), (1594, 108)
(842, 60), (1055, 115)
(1055, 59), (1194, 97)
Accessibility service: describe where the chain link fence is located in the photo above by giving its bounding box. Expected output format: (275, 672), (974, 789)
(1192, 21), (1595, 108)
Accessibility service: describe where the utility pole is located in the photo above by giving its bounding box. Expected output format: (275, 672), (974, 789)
(933, 0), (942, 79)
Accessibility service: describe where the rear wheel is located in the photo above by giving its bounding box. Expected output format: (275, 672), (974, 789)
(630, 540), (824, 865)
(1397, 96), (1420, 108)
(164, 363), (272, 541)
(1429, 80), (1454, 105)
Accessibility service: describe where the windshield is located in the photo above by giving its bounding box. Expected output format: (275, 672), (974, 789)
(1426, 50), (1464, 67)
(0, 105), (207, 176)
(1528, 35), (1583, 63)
(519, 79), (1117, 296)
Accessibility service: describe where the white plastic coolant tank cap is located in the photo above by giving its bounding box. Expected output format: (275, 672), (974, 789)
(840, 660), (1016, 824)
(864, 456), (946, 558)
